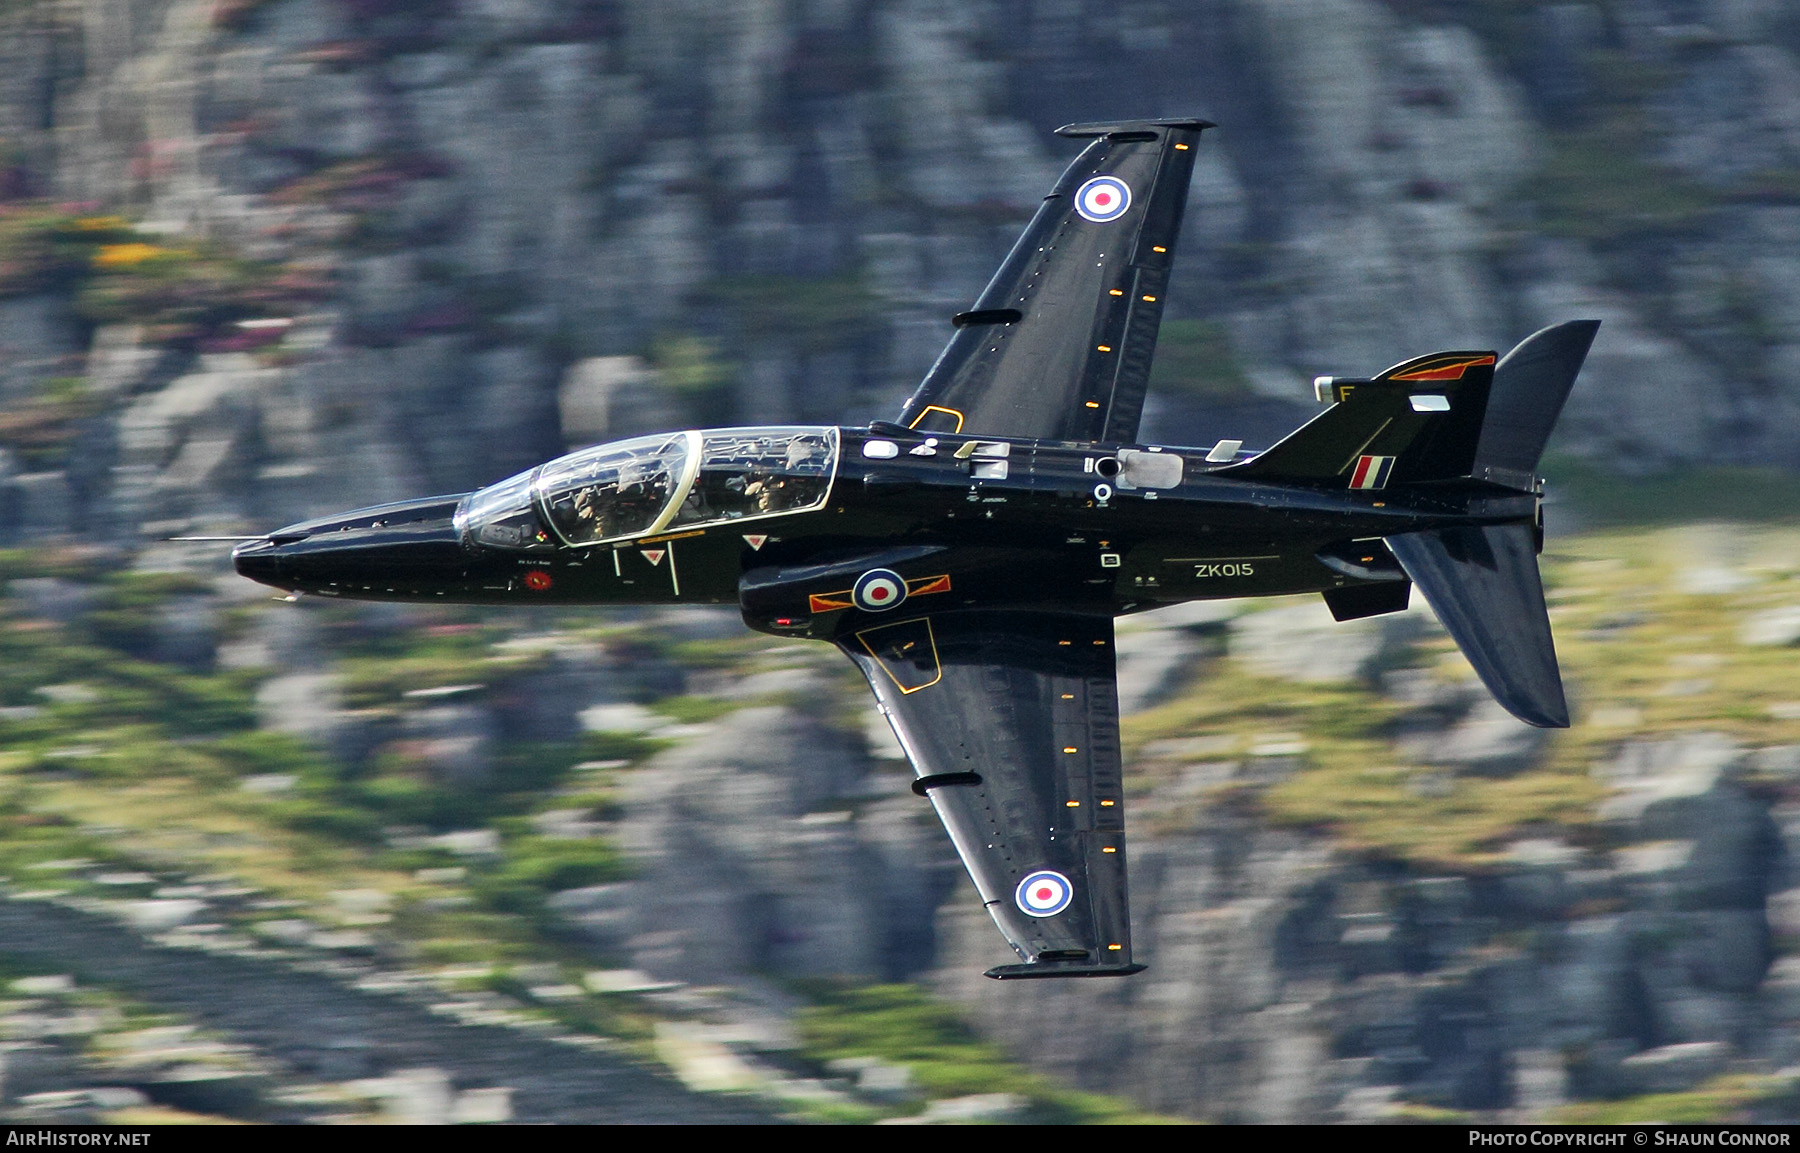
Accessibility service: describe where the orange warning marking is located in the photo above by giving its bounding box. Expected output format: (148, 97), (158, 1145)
(1389, 353), (1496, 382)
(810, 575), (951, 614)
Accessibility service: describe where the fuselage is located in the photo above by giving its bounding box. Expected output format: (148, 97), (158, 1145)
(231, 422), (1538, 634)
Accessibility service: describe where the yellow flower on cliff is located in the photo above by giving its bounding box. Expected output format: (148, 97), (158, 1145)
(93, 243), (168, 268)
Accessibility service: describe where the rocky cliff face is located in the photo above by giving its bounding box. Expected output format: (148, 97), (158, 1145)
(3, 0), (1800, 548)
(934, 723), (1792, 1120)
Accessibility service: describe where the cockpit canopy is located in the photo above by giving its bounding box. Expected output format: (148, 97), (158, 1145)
(455, 427), (839, 551)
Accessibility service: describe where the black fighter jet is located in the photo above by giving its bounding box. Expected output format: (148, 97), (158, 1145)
(234, 119), (1599, 979)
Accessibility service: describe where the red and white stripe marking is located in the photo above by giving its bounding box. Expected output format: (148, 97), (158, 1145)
(1349, 455), (1395, 490)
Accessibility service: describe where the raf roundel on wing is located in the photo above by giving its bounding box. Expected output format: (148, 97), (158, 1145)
(1074, 176), (1132, 223)
(1015, 870), (1074, 918)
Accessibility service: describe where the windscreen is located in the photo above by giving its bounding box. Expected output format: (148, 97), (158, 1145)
(537, 432), (690, 546)
(455, 468), (557, 551)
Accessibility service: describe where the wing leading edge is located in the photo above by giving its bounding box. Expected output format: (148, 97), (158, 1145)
(838, 610), (1142, 979)
(898, 118), (1213, 445)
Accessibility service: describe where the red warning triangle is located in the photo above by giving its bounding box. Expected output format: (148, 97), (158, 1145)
(743, 534), (767, 550)
(641, 549), (666, 566)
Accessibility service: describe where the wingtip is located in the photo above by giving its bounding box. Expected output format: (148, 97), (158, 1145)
(1054, 117), (1216, 138)
(1499, 679), (1570, 729)
(985, 962), (1147, 980)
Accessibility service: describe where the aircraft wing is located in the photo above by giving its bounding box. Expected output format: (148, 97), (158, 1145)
(837, 610), (1143, 978)
(898, 118), (1213, 445)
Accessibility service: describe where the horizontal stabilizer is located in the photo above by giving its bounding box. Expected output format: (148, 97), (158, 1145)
(1386, 523), (1568, 728)
(1473, 320), (1601, 490)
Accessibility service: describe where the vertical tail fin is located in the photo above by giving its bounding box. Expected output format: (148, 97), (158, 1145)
(1386, 523), (1568, 728)
(1225, 320), (1601, 491)
(1224, 349), (1497, 486)
(1472, 319), (1602, 491)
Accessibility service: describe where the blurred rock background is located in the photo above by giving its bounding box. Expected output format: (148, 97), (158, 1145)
(0, 0), (1796, 1125)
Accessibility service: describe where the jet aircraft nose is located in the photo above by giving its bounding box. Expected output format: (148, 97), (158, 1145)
(232, 494), (470, 597)
(230, 537), (288, 590)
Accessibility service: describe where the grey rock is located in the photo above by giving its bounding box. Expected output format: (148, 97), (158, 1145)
(153, 596), (219, 669)
(84, 325), (175, 400)
(1761, 955), (1800, 1022)
(1661, 44), (1800, 182)
(548, 884), (639, 946)
(1673, 910), (1769, 994)
(1596, 733), (1741, 821)
(1741, 605), (1800, 647)
(13, 472), (72, 539)
(1115, 622), (1216, 714)
(398, 703), (499, 787)
(1524, 270), (1722, 469)
(1610, 761), (1776, 911)
(1752, 746), (1800, 775)
(115, 898), (206, 933)
(489, 640), (622, 745)
(558, 357), (682, 449)
(1510, 1047), (1571, 1118)
(255, 672), (345, 751)
(616, 706), (942, 985)
(1232, 600), (1426, 684)
(0, 295), (79, 404)
(1408, 697), (1550, 776)
(117, 357), (267, 507)
(7, 578), (94, 624)
(1618, 1041), (1732, 1094)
